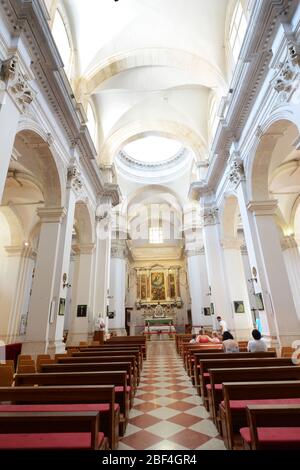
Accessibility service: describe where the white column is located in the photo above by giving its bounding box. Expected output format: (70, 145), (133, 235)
(46, 185), (76, 354)
(67, 244), (95, 345)
(248, 201), (300, 346)
(202, 206), (234, 331)
(22, 208), (66, 354)
(93, 200), (112, 332)
(222, 239), (253, 339)
(4, 245), (36, 344)
(0, 56), (34, 201)
(108, 240), (127, 335)
(281, 235), (300, 321)
(186, 247), (212, 327)
(240, 244), (257, 326)
(236, 182), (278, 340)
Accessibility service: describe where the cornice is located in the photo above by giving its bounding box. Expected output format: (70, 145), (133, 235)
(188, 0), (298, 199)
(0, 0), (104, 194)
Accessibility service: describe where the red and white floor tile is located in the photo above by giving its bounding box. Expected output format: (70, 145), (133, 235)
(119, 339), (226, 450)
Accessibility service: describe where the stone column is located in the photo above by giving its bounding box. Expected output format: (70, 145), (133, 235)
(222, 238), (253, 339)
(22, 207), (66, 354)
(46, 166), (79, 354)
(202, 205), (234, 331)
(4, 244), (36, 344)
(0, 56), (34, 201)
(108, 239), (127, 335)
(232, 160), (279, 341)
(67, 244), (95, 345)
(186, 246), (212, 327)
(281, 235), (300, 321)
(248, 201), (300, 346)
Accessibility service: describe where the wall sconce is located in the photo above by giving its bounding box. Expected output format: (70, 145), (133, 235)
(62, 273), (71, 289)
(206, 286), (212, 296)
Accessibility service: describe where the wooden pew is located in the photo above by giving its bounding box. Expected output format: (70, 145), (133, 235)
(0, 385), (118, 449)
(57, 355), (138, 388)
(220, 381), (300, 450)
(106, 337), (147, 359)
(14, 370), (129, 436)
(193, 351), (277, 396)
(0, 411), (107, 450)
(78, 347), (143, 373)
(240, 404), (300, 450)
(184, 344), (223, 378)
(199, 357), (292, 409)
(40, 361), (134, 406)
(71, 350), (142, 383)
(208, 366), (300, 429)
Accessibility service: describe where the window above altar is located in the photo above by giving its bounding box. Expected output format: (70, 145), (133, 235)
(149, 227), (164, 244)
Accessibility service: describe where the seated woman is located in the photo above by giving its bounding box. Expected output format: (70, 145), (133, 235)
(189, 334), (197, 344)
(247, 329), (268, 352)
(210, 331), (221, 343)
(222, 331), (239, 353)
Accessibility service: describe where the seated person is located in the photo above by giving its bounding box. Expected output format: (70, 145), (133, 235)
(196, 328), (209, 343)
(189, 334), (197, 344)
(210, 331), (221, 343)
(247, 329), (268, 352)
(222, 331), (239, 353)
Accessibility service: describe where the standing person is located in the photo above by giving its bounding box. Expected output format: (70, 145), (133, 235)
(216, 316), (228, 334)
(247, 329), (268, 352)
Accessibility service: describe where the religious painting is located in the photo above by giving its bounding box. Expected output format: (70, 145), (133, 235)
(151, 272), (166, 301)
(203, 307), (211, 316)
(255, 293), (264, 310)
(168, 273), (176, 299)
(140, 274), (147, 300)
(58, 298), (65, 316)
(233, 301), (245, 313)
(77, 305), (87, 318)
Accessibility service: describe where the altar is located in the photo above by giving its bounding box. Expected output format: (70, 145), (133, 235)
(145, 318), (173, 326)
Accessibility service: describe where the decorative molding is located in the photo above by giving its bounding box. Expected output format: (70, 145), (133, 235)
(72, 243), (95, 255)
(111, 240), (127, 259)
(37, 207), (67, 223)
(119, 147), (186, 169)
(203, 207), (219, 226)
(281, 235), (298, 251)
(271, 39), (300, 103)
(0, 55), (35, 112)
(101, 183), (122, 207)
(185, 246), (205, 257)
(228, 155), (245, 187)
(4, 244), (37, 259)
(247, 200), (278, 216)
(67, 163), (83, 194)
(240, 243), (248, 256)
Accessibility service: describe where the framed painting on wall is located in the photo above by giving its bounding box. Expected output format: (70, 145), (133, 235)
(233, 300), (245, 313)
(58, 298), (66, 316)
(203, 307), (211, 316)
(77, 305), (87, 318)
(255, 293), (264, 310)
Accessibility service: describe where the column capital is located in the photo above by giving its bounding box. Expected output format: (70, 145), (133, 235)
(203, 207), (219, 226)
(111, 239), (127, 259)
(221, 238), (243, 250)
(185, 246), (205, 257)
(37, 207), (67, 223)
(0, 55), (35, 112)
(281, 235), (298, 251)
(72, 243), (95, 255)
(247, 200), (278, 216)
(100, 183), (121, 207)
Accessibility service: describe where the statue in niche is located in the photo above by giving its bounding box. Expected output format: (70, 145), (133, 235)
(153, 302), (165, 318)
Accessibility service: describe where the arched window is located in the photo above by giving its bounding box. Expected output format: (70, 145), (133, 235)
(86, 103), (97, 145)
(52, 9), (72, 78)
(228, 1), (247, 64)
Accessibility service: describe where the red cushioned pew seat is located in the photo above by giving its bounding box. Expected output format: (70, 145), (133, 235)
(0, 431), (106, 450)
(240, 427), (300, 450)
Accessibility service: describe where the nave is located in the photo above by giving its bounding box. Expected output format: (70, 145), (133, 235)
(119, 340), (225, 450)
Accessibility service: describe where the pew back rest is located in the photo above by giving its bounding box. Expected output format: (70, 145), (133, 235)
(200, 357), (292, 374)
(210, 366), (300, 386)
(223, 380), (300, 403)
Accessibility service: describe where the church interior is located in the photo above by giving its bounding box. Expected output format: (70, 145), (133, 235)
(0, 0), (300, 453)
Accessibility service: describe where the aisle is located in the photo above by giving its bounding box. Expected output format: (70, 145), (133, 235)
(119, 340), (226, 450)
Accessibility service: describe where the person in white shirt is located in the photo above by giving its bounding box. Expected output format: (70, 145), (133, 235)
(216, 316), (227, 334)
(247, 329), (268, 352)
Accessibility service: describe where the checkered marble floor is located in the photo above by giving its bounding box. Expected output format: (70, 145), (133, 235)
(119, 340), (226, 450)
